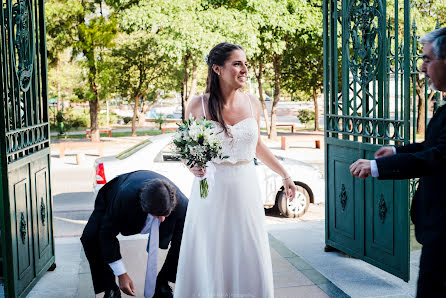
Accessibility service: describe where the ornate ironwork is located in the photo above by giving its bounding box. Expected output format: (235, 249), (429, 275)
(348, 0), (384, 86)
(5, 123), (49, 162)
(20, 212), (27, 244)
(339, 184), (348, 211)
(11, 0), (34, 92)
(326, 115), (404, 142)
(2, 0), (50, 164)
(40, 198), (46, 226)
(378, 194), (387, 223)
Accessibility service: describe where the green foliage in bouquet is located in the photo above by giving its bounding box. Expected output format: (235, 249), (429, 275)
(172, 116), (228, 198)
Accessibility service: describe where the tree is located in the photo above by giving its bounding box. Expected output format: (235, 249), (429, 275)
(47, 49), (85, 109)
(116, 0), (255, 119)
(104, 32), (174, 136)
(282, 28), (323, 131)
(45, 0), (83, 111)
(213, 0), (319, 138)
(387, 0), (446, 135)
(72, 2), (118, 141)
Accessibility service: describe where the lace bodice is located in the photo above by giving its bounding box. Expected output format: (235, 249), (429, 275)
(212, 118), (258, 164)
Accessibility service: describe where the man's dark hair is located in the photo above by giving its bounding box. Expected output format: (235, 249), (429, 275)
(139, 178), (177, 216)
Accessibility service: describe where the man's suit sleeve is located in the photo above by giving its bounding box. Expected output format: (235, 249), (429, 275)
(98, 213), (122, 264)
(376, 126), (446, 180)
(395, 141), (425, 154)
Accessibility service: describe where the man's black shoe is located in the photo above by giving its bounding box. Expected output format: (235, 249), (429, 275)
(104, 288), (121, 298)
(154, 280), (173, 298)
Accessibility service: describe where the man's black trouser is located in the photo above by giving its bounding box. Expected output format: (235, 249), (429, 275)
(416, 242), (446, 297)
(80, 197), (187, 294)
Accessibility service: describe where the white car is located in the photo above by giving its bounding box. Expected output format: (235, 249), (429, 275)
(93, 134), (324, 217)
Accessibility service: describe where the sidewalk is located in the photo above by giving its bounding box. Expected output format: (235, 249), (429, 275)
(27, 222), (420, 298)
(26, 234), (344, 298)
(25, 134), (420, 297)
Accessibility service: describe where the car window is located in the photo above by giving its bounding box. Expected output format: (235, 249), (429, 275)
(115, 139), (152, 160)
(158, 143), (181, 162)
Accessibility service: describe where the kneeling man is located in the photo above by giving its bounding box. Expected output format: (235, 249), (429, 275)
(81, 170), (188, 298)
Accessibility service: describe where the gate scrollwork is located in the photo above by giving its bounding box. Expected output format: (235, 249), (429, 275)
(339, 184), (348, 211)
(347, 0), (384, 85)
(11, 0), (34, 92)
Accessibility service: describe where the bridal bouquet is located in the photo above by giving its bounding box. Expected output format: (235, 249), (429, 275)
(172, 115), (227, 198)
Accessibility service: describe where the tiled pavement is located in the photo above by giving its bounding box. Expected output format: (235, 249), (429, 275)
(26, 234), (347, 298)
(25, 222), (421, 298)
(24, 222), (421, 298)
(21, 138), (420, 297)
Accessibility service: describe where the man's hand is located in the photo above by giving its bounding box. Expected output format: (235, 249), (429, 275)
(118, 273), (136, 296)
(350, 159), (372, 179)
(374, 147), (395, 159)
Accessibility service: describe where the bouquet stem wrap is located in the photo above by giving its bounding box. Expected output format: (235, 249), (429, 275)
(198, 162), (215, 199)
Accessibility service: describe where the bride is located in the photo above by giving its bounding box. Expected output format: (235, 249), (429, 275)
(174, 42), (296, 298)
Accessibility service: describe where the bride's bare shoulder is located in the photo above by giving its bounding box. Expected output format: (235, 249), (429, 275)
(246, 93), (261, 110)
(186, 94), (207, 118)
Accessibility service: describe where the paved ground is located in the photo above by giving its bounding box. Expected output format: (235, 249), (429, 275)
(22, 133), (420, 298)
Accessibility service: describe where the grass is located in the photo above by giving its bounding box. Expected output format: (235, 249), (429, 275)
(50, 129), (162, 140)
(111, 130), (162, 137)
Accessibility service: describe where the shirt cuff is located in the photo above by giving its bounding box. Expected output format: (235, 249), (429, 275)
(109, 259), (127, 276)
(392, 146), (397, 155)
(370, 160), (379, 177)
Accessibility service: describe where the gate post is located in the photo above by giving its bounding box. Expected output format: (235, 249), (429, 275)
(1, 0), (55, 296)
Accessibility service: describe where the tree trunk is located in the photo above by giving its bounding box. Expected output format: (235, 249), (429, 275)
(182, 53), (190, 120)
(255, 61), (271, 136)
(89, 78), (100, 142)
(187, 60), (198, 104)
(56, 60), (61, 112)
(89, 99), (100, 142)
(137, 97), (146, 127)
(269, 55), (282, 139)
(138, 91), (163, 126)
(132, 94), (141, 137)
(313, 86), (320, 131)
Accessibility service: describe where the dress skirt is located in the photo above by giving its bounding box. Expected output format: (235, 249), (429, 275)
(174, 162), (274, 298)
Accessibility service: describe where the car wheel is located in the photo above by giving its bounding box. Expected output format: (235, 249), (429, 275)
(277, 181), (311, 218)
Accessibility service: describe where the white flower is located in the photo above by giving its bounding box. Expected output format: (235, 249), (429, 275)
(188, 122), (203, 141)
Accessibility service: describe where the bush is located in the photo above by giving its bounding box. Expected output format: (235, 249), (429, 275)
(122, 116), (133, 124)
(154, 113), (166, 130)
(65, 108), (89, 128)
(297, 109), (315, 125)
(98, 112), (118, 127)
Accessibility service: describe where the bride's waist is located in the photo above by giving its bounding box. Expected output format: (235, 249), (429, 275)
(213, 160), (252, 166)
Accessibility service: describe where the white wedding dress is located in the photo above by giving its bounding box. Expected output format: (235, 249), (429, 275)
(174, 96), (274, 298)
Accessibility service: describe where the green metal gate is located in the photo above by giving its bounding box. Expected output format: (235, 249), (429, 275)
(323, 0), (413, 281)
(0, 0), (55, 296)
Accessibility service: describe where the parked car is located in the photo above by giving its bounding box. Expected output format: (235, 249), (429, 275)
(93, 134), (324, 218)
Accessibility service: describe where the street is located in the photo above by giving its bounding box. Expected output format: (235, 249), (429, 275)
(50, 134), (326, 238)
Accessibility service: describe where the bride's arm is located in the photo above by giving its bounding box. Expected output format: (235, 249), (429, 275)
(184, 96), (207, 177)
(250, 95), (296, 199)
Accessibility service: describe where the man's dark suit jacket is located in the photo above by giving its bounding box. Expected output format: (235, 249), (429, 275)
(93, 170), (188, 264)
(376, 104), (446, 245)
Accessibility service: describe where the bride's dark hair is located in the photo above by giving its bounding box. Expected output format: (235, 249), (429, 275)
(205, 42), (244, 136)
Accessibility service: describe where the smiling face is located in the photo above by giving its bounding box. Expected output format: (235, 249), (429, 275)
(213, 49), (248, 90)
(421, 42), (446, 92)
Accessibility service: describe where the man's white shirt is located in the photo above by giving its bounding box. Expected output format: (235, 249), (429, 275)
(108, 213), (154, 276)
(370, 147), (397, 177)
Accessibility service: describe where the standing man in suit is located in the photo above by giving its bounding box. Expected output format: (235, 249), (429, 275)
(80, 170), (188, 298)
(350, 27), (446, 297)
